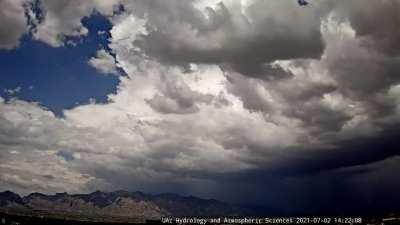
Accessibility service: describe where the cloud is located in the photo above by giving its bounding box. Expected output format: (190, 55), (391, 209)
(117, 0), (328, 78)
(88, 49), (118, 75)
(1, 0), (400, 213)
(31, 0), (120, 47)
(0, 0), (122, 49)
(4, 87), (22, 95)
(335, 0), (400, 57)
(0, 0), (29, 49)
(0, 99), (98, 195)
(145, 75), (213, 114)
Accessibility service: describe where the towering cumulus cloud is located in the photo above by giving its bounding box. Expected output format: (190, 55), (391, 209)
(0, 0), (399, 214)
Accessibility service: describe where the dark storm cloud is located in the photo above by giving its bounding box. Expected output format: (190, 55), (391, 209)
(326, 50), (400, 101)
(253, 127), (399, 178)
(219, 0), (400, 141)
(124, 0), (327, 78)
(222, 67), (350, 135)
(338, 0), (400, 57)
(286, 99), (352, 133)
(192, 124), (399, 189)
(321, 8), (400, 127)
(216, 156), (400, 215)
(200, 128), (400, 215)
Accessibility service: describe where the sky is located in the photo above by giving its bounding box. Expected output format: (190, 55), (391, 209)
(0, 0), (400, 215)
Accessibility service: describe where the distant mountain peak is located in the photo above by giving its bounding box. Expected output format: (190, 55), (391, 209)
(0, 190), (22, 206)
(0, 190), (274, 222)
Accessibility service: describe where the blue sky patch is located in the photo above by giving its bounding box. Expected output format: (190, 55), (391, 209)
(0, 13), (119, 117)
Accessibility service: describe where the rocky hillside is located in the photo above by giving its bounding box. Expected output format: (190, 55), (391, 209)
(0, 190), (265, 222)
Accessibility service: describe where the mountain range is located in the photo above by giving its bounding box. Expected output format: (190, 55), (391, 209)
(0, 190), (271, 223)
